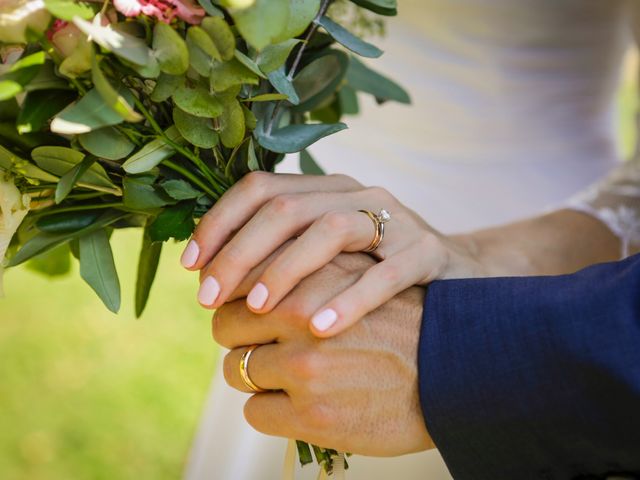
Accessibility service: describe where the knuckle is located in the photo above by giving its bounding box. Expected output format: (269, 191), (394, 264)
(365, 185), (393, 202)
(377, 262), (403, 285)
(319, 211), (352, 235)
(240, 171), (272, 195)
(281, 296), (312, 322)
(302, 402), (335, 431)
(267, 194), (299, 216)
(217, 243), (247, 269)
(290, 351), (324, 382)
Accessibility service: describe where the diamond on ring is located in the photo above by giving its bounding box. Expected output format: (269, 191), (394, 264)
(377, 209), (391, 223)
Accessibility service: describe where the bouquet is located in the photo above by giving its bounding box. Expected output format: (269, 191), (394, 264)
(0, 0), (409, 475)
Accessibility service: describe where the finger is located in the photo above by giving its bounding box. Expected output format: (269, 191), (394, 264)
(243, 392), (304, 439)
(196, 192), (361, 309)
(223, 344), (291, 393)
(308, 246), (434, 337)
(246, 210), (378, 313)
(181, 172), (361, 271)
(212, 300), (283, 349)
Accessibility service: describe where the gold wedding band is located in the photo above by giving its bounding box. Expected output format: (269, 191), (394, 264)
(239, 345), (269, 393)
(358, 209), (391, 253)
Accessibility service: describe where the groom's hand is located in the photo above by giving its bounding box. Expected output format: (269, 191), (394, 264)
(212, 252), (435, 456)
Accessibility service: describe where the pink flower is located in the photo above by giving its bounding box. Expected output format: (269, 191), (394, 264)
(113, 0), (205, 24)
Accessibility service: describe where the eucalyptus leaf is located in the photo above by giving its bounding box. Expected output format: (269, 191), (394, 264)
(219, 98), (245, 148)
(187, 26), (222, 61)
(228, 0), (290, 50)
(299, 149), (324, 174)
(173, 108), (219, 149)
(122, 126), (184, 174)
(172, 85), (223, 118)
(44, 0), (94, 20)
(210, 59), (259, 92)
(79, 229), (121, 313)
(346, 55), (410, 104)
(317, 16), (383, 58)
(153, 22), (189, 75)
(268, 67), (299, 104)
(78, 127), (135, 160)
(247, 138), (260, 171)
(197, 0), (224, 17)
(242, 93), (288, 102)
(92, 56), (142, 123)
(349, 0), (397, 16)
(257, 39), (301, 74)
(234, 50), (267, 79)
(293, 50), (349, 111)
(150, 73), (184, 103)
(201, 17), (236, 61)
(274, 0), (320, 41)
(257, 122), (347, 153)
(0, 52), (46, 101)
(135, 229), (163, 317)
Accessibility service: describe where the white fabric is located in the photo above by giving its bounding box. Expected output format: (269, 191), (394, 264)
(185, 1), (635, 479)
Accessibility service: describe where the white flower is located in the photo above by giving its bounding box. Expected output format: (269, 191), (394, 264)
(0, 176), (29, 297)
(0, 0), (51, 44)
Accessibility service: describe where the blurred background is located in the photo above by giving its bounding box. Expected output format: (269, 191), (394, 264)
(1, 4), (639, 480)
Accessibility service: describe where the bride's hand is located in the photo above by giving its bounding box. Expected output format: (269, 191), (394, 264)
(181, 171), (484, 337)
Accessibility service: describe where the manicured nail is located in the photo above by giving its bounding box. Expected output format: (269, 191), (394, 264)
(247, 282), (269, 310)
(198, 276), (220, 306)
(312, 309), (338, 332)
(181, 240), (200, 268)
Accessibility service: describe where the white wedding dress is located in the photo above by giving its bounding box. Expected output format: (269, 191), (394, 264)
(185, 1), (640, 479)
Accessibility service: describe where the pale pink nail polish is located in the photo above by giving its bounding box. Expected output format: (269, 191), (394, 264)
(247, 283), (269, 310)
(181, 240), (200, 268)
(312, 309), (338, 332)
(198, 276), (220, 306)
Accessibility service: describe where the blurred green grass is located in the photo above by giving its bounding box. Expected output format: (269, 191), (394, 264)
(0, 58), (638, 480)
(0, 233), (216, 480)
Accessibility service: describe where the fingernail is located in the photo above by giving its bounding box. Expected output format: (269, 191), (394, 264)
(312, 309), (338, 332)
(181, 240), (200, 268)
(247, 282), (269, 310)
(198, 276), (220, 306)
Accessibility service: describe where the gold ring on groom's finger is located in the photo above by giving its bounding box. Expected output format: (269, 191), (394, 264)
(358, 209), (391, 253)
(239, 345), (269, 393)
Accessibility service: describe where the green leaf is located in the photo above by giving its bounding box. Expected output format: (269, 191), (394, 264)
(0, 145), (58, 182)
(219, 98), (246, 148)
(148, 202), (196, 242)
(317, 16), (383, 58)
(197, 0), (224, 17)
(44, 0), (94, 20)
(26, 243), (72, 277)
(228, 0), (290, 50)
(257, 39), (301, 74)
(0, 52), (46, 101)
(187, 25), (222, 61)
(153, 22), (189, 75)
(123, 175), (174, 210)
(16, 90), (75, 134)
(122, 126), (184, 174)
(151, 74), (184, 103)
(92, 55), (143, 123)
(257, 122), (347, 153)
(173, 108), (219, 149)
(346, 55), (410, 104)
(79, 229), (121, 313)
(293, 50), (349, 112)
(349, 0), (397, 16)
(242, 104), (257, 130)
(160, 179), (202, 200)
(210, 59), (259, 92)
(274, 0), (320, 41)
(9, 210), (126, 267)
(31, 146), (120, 194)
(36, 211), (102, 234)
(172, 85), (224, 118)
(247, 138), (260, 171)
(234, 50), (267, 79)
(268, 67), (299, 104)
(135, 229), (163, 317)
(54, 155), (97, 204)
(241, 93), (288, 102)
(74, 16), (153, 66)
(201, 17), (236, 61)
(338, 85), (359, 115)
(78, 127), (135, 160)
(299, 149), (324, 174)
(51, 88), (130, 134)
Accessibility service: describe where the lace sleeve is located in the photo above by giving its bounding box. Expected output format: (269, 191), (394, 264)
(567, 155), (640, 258)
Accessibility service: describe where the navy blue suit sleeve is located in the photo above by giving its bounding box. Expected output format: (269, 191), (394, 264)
(418, 254), (640, 480)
